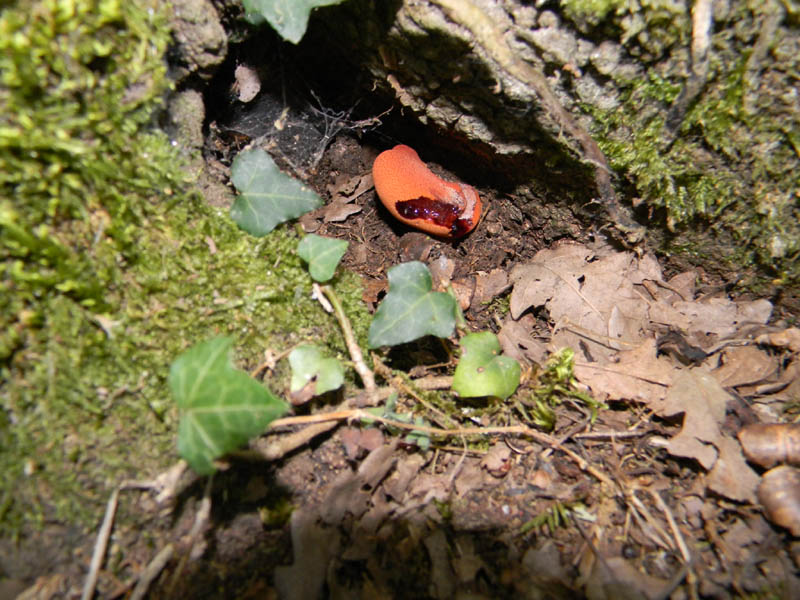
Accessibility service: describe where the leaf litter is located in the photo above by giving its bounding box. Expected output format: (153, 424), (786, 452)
(80, 109), (800, 598)
(154, 239), (800, 599)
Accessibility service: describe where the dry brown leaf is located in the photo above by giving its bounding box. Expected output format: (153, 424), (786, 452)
(320, 443), (397, 524)
(710, 345), (776, 388)
(666, 298), (772, 341)
(232, 64), (260, 103)
(473, 268), (510, 306)
(717, 519), (765, 562)
(707, 436), (759, 502)
(424, 529), (456, 599)
(511, 244), (662, 364)
(650, 370), (729, 469)
(450, 279), (475, 311)
(383, 453), (426, 501)
(509, 243), (594, 320)
(451, 535), (486, 583)
(584, 556), (667, 600)
(340, 426), (385, 460)
(322, 197), (362, 222)
(498, 314), (548, 365)
(756, 327), (800, 352)
(326, 172), (373, 200)
(573, 339), (674, 403)
(274, 509), (340, 600)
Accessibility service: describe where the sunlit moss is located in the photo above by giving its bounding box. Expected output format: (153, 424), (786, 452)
(589, 52), (800, 287)
(0, 0), (369, 536)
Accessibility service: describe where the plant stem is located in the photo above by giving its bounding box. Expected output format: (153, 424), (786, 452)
(319, 284), (376, 394)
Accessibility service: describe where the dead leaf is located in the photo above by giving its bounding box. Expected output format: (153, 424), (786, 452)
(707, 436), (759, 502)
(320, 442), (397, 525)
(340, 427), (386, 460)
(452, 535), (486, 583)
(274, 509), (340, 600)
(509, 243), (594, 320)
(498, 314), (548, 365)
(718, 519), (765, 563)
(710, 345), (776, 388)
(584, 556), (667, 600)
(428, 255), (456, 288)
(450, 278), (475, 311)
(326, 173), (373, 200)
(232, 64), (260, 103)
(756, 327), (800, 352)
(651, 370), (729, 469)
(322, 197), (362, 222)
(573, 339), (674, 403)
(399, 232), (435, 262)
(424, 529), (456, 599)
(666, 298), (772, 341)
(472, 268), (510, 307)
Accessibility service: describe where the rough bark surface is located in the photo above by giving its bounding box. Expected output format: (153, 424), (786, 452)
(298, 0), (799, 301)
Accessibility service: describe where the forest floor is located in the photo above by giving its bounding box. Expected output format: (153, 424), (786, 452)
(7, 68), (800, 600)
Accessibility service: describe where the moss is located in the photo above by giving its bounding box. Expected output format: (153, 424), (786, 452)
(562, 0), (689, 59)
(0, 0), (369, 537)
(587, 16), (800, 288)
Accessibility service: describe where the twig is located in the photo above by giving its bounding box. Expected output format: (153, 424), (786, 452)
(625, 491), (675, 551)
(81, 487), (120, 600)
(266, 409), (617, 490)
(130, 544), (174, 600)
(319, 284), (376, 395)
(574, 430), (651, 441)
(650, 490), (699, 600)
(167, 476), (213, 596)
(257, 420), (340, 460)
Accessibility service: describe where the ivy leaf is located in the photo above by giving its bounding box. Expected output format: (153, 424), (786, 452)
(241, 0), (346, 44)
(296, 234), (348, 282)
(170, 337), (288, 475)
(368, 261), (457, 348)
(230, 148), (322, 236)
(452, 332), (521, 400)
(288, 344), (344, 395)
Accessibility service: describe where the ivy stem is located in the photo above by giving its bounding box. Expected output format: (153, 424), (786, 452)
(319, 283), (376, 394)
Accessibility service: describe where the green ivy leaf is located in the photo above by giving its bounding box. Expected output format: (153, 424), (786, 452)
(368, 261), (457, 348)
(241, 0), (346, 44)
(170, 336), (288, 475)
(452, 332), (521, 400)
(296, 234), (348, 282)
(288, 344), (344, 395)
(230, 148), (322, 236)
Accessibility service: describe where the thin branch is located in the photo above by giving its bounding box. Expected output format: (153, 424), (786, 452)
(320, 284), (377, 395)
(81, 487), (120, 600)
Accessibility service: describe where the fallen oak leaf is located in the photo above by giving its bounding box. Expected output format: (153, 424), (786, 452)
(649, 369), (729, 470)
(707, 436), (759, 503)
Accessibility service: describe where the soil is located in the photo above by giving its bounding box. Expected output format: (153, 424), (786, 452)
(9, 27), (800, 600)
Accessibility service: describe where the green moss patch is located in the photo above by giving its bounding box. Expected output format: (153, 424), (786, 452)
(0, 0), (367, 537)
